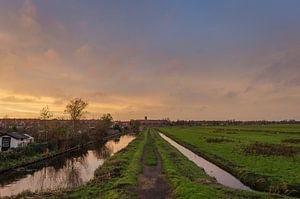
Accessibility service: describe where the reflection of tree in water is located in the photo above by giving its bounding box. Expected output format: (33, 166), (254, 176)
(0, 149), (89, 190)
(32, 149), (89, 190)
(65, 160), (84, 187)
(114, 137), (120, 144)
(52, 149), (89, 170)
(1, 136), (136, 197)
(33, 156), (87, 189)
(92, 145), (112, 159)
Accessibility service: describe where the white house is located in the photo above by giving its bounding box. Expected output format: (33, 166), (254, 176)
(0, 132), (34, 151)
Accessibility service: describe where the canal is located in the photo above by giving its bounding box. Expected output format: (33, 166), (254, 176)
(0, 134), (136, 197)
(159, 132), (251, 191)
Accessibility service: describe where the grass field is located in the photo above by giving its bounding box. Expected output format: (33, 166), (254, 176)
(152, 128), (291, 199)
(159, 125), (300, 196)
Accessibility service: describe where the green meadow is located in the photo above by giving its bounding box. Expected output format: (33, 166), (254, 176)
(152, 128), (288, 199)
(160, 125), (300, 196)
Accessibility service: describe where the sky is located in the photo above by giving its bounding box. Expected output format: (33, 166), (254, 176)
(0, 0), (300, 120)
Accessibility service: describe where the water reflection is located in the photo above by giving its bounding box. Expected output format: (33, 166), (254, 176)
(0, 134), (135, 197)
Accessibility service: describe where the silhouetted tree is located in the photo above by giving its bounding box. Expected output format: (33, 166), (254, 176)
(129, 120), (141, 134)
(95, 113), (113, 138)
(39, 106), (53, 141)
(64, 98), (88, 134)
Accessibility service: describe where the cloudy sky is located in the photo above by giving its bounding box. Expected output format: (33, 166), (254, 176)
(0, 0), (300, 120)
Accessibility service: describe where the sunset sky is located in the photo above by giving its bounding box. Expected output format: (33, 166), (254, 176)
(0, 0), (300, 120)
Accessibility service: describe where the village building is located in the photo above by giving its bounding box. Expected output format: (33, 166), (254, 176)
(0, 132), (34, 151)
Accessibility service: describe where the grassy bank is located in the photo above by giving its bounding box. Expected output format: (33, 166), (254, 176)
(7, 131), (147, 199)
(0, 143), (50, 173)
(0, 133), (126, 173)
(159, 125), (300, 196)
(144, 129), (157, 166)
(152, 128), (292, 199)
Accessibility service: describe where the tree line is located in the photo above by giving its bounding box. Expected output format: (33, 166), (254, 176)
(36, 98), (140, 150)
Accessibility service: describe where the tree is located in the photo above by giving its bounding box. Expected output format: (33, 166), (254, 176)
(129, 120), (141, 134)
(40, 106), (53, 120)
(64, 98), (88, 133)
(39, 106), (53, 141)
(96, 113), (113, 137)
(113, 123), (122, 132)
(100, 113), (113, 129)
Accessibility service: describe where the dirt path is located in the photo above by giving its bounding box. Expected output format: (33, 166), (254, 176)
(134, 145), (172, 199)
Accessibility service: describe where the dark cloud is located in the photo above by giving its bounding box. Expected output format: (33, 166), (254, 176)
(224, 91), (238, 99)
(255, 49), (300, 88)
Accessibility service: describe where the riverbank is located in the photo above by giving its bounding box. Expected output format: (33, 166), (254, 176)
(159, 125), (300, 197)
(4, 131), (143, 199)
(0, 133), (125, 174)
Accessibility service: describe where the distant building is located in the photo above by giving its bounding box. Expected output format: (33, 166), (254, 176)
(138, 119), (169, 127)
(0, 132), (34, 151)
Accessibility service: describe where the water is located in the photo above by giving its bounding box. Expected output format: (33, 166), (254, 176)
(159, 132), (251, 191)
(0, 135), (136, 197)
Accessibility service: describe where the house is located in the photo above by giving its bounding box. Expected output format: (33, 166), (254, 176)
(0, 132), (34, 151)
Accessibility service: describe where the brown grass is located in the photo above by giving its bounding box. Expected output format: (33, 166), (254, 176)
(243, 142), (300, 156)
(282, 139), (300, 144)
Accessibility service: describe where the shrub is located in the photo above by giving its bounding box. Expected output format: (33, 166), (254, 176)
(243, 142), (300, 157)
(0, 143), (47, 161)
(206, 137), (234, 143)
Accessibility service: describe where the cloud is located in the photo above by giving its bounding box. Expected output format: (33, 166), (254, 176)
(44, 48), (60, 61)
(19, 0), (40, 33)
(250, 45), (300, 91)
(75, 44), (93, 59)
(0, 32), (14, 46)
(224, 91), (238, 99)
(0, 1), (300, 120)
(0, 96), (38, 103)
(156, 59), (183, 76)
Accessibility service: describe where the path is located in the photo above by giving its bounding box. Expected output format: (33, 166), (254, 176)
(133, 140), (172, 199)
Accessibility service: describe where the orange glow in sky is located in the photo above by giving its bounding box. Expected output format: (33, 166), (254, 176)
(1, 0), (300, 120)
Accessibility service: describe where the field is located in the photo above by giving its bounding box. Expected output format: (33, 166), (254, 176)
(152, 128), (289, 199)
(7, 128), (294, 199)
(160, 125), (300, 196)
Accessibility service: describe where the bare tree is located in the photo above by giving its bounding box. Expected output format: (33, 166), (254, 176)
(64, 98), (88, 134)
(40, 106), (53, 120)
(40, 106), (53, 141)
